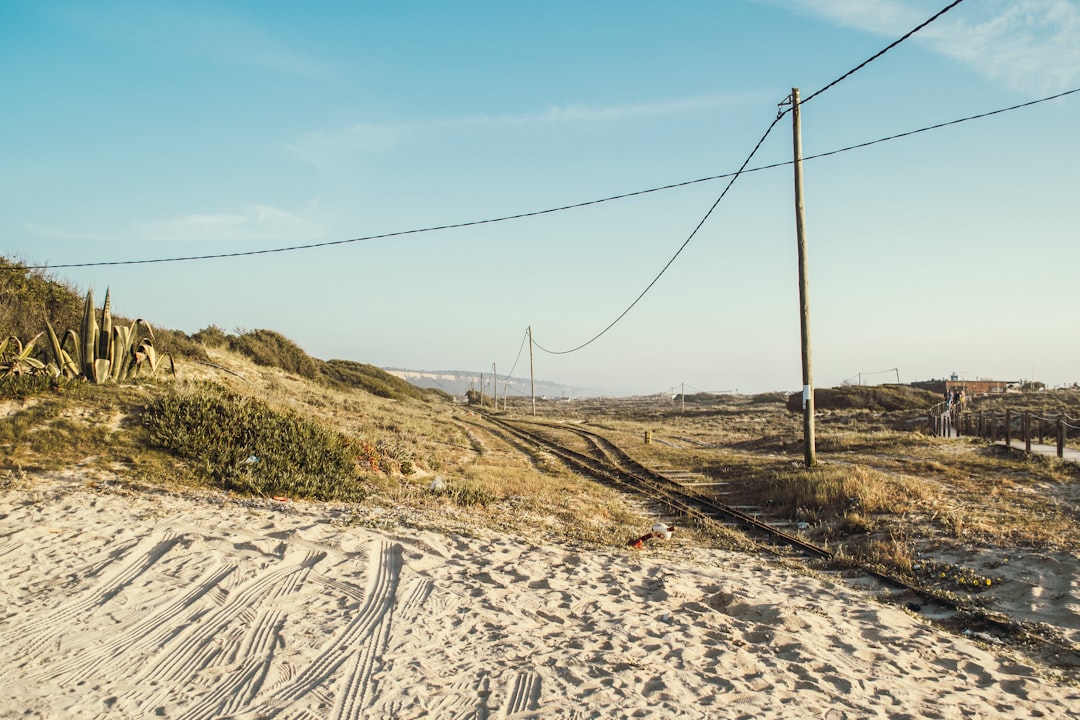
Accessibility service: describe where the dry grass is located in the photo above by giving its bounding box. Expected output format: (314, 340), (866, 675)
(513, 391), (1080, 567)
(0, 350), (666, 550)
(3, 350), (1079, 574)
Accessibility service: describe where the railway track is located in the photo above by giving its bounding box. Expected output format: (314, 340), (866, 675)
(482, 415), (832, 559)
(471, 414), (1079, 657)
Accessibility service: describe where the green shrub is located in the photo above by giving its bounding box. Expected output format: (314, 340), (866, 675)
(153, 328), (210, 362)
(786, 385), (941, 413)
(0, 258), (83, 343)
(228, 329), (320, 379)
(188, 325), (230, 348)
(0, 373), (61, 400)
(446, 482), (496, 507)
(143, 383), (378, 501)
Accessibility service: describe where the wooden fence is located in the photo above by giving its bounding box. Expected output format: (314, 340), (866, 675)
(929, 405), (1080, 459)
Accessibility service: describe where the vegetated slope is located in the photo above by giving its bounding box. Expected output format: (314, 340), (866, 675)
(321, 358), (449, 401)
(786, 384), (942, 412)
(0, 257), (444, 402)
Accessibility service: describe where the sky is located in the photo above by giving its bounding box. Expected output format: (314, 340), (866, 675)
(3, 0), (1078, 396)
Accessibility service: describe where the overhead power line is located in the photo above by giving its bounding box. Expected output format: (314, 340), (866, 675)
(498, 328), (530, 382)
(804, 87), (1080, 161)
(533, 0), (970, 356)
(8, 89), (1074, 276)
(532, 112), (787, 356)
(801, 0), (968, 106)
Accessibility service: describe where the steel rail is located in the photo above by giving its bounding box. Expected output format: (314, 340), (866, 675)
(465, 412), (1079, 659)
(489, 416), (834, 559)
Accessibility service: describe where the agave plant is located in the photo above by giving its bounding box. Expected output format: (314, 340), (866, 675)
(44, 288), (167, 383)
(43, 320), (79, 378)
(0, 334), (47, 377)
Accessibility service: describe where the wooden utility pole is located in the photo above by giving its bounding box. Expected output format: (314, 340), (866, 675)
(528, 326), (536, 415)
(491, 362), (497, 412)
(791, 87), (816, 467)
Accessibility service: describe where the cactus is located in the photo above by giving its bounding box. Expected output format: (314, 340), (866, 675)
(44, 320), (79, 378)
(42, 288), (168, 383)
(0, 334), (47, 377)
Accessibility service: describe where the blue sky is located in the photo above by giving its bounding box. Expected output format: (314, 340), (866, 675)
(3, 0), (1078, 396)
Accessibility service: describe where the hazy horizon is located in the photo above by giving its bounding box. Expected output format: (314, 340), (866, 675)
(5, 1), (1078, 395)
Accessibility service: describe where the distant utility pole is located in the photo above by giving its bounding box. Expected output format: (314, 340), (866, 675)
(790, 87), (816, 467)
(491, 362), (497, 412)
(528, 326), (536, 416)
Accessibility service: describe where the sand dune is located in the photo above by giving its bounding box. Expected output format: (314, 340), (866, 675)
(2, 476), (1078, 719)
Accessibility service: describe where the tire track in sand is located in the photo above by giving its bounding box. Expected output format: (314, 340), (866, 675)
(173, 607), (289, 720)
(500, 670), (542, 717)
(19, 561), (237, 684)
(246, 540), (403, 719)
(0, 532), (181, 657)
(117, 548), (326, 714)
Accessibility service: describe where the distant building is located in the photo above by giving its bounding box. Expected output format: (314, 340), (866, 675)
(912, 379), (1018, 395)
(946, 379), (1013, 394)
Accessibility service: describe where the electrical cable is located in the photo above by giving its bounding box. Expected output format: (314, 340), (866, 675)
(5, 174), (748, 271)
(801, 0), (967, 106)
(528, 0), (980, 357)
(498, 328), (529, 382)
(803, 87), (1080, 162)
(531, 111), (787, 356)
(7, 88), (1074, 276)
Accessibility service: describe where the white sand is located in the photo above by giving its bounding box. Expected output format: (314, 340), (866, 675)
(2, 477), (1078, 719)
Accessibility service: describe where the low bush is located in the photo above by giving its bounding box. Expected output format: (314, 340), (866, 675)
(786, 385), (941, 413)
(228, 329), (321, 380)
(320, 359), (437, 400)
(143, 382), (379, 501)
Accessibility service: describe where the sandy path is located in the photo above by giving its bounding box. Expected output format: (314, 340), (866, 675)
(1, 478), (1078, 719)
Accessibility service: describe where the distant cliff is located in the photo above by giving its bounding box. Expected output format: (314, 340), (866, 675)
(384, 368), (589, 399)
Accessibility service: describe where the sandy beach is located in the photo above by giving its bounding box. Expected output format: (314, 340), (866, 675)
(2, 475), (1078, 719)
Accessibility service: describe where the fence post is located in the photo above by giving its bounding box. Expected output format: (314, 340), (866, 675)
(1005, 409), (1011, 448)
(1024, 412), (1031, 453)
(1058, 415), (1065, 458)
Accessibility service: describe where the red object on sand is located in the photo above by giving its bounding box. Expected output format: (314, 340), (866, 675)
(628, 524), (676, 549)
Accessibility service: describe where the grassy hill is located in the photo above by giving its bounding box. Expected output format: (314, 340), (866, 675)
(3, 257), (1080, 572)
(0, 259), (661, 547)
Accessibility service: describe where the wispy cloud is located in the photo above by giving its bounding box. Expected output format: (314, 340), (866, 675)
(773, 0), (927, 33)
(52, 2), (326, 77)
(23, 222), (108, 243)
(471, 92), (766, 126)
(135, 205), (321, 244)
(287, 91), (766, 168)
(772, 0), (1080, 95)
(285, 124), (403, 168)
